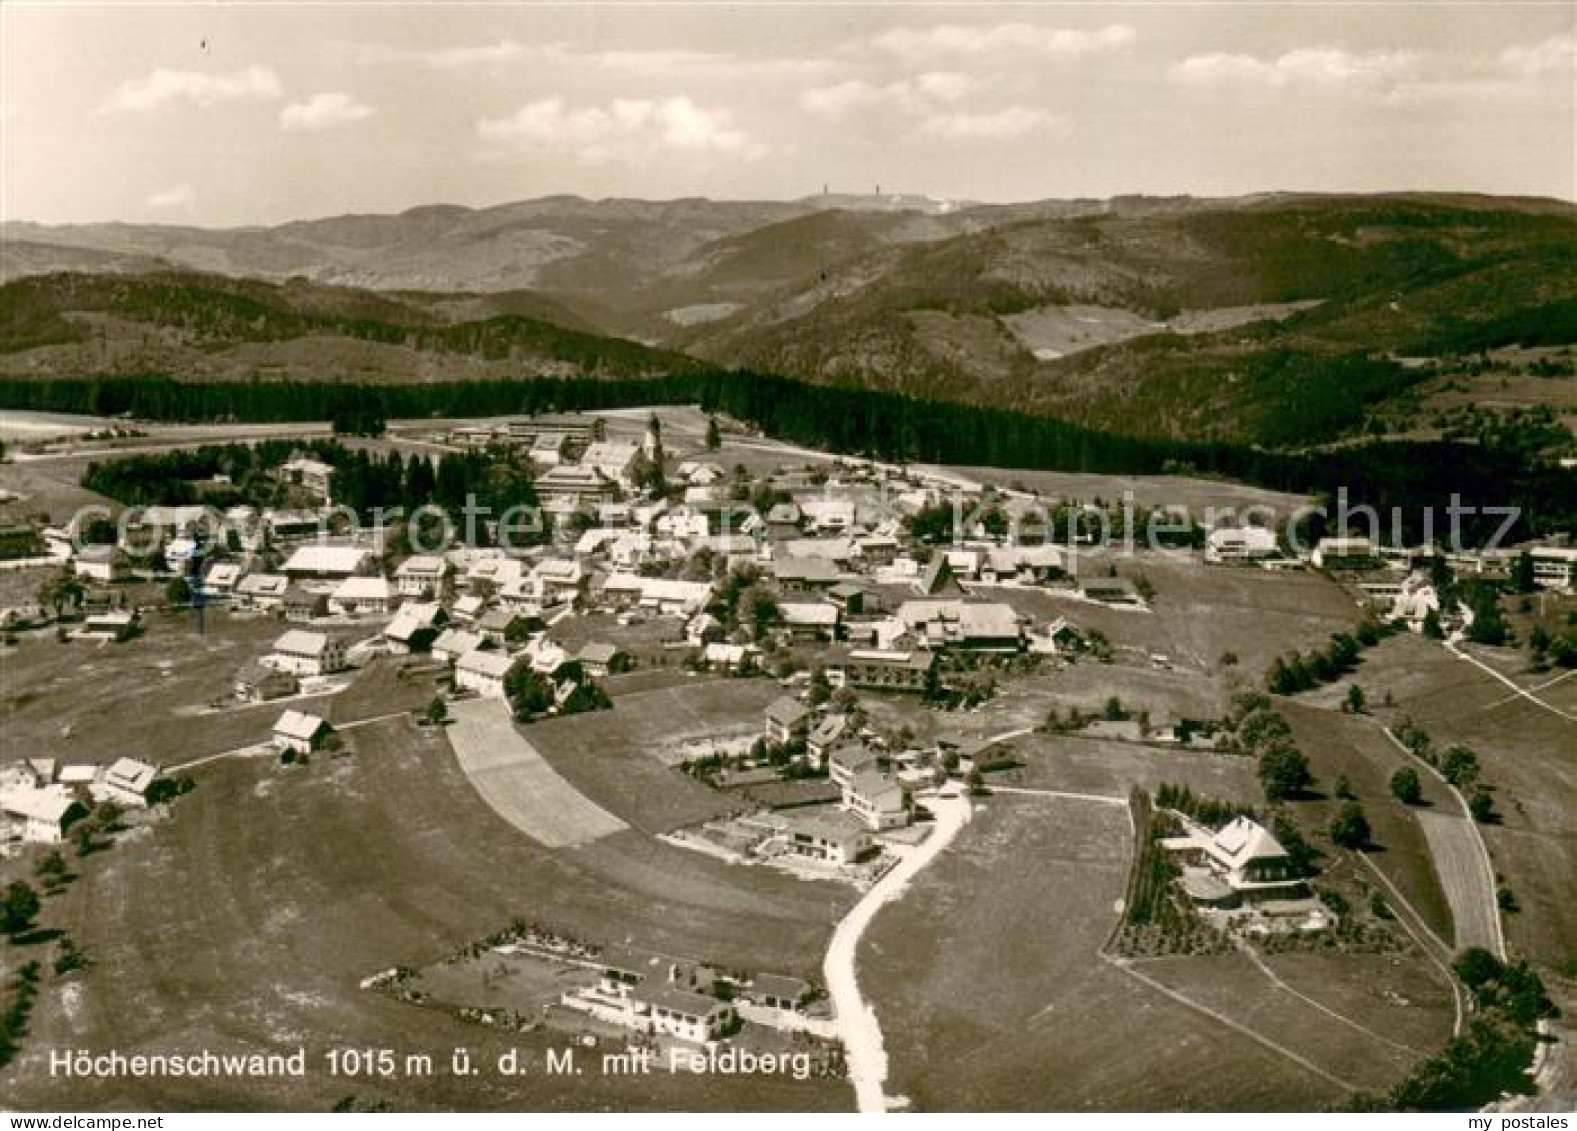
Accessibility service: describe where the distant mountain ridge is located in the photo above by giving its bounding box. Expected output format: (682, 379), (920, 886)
(3, 191), (1573, 447)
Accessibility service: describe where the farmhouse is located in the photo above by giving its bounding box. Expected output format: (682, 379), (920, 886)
(454, 649), (516, 698)
(282, 545), (375, 581)
(272, 710), (330, 755)
(1162, 816), (1308, 906)
(896, 600), (1024, 651)
(268, 629), (347, 677)
(764, 696), (812, 744)
(94, 757), (160, 808)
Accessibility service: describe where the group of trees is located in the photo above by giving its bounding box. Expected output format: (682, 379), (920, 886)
(5, 366), (1573, 544)
(1265, 621), (1386, 696)
(1226, 694), (1315, 803)
(1394, 722), (1497, 822)
(504, 660), (610, 723)
(1352, 949), (1554, 1110)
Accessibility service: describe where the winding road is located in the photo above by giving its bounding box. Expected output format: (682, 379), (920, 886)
(823, 791), (972, 1113)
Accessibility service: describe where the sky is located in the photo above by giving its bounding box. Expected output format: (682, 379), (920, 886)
(2, 2), (1573, 226)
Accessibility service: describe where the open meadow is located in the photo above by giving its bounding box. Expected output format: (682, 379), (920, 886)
(0, 714), (852, 1111)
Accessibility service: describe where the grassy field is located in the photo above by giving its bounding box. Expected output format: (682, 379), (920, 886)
(1000, 734), (1261, 802)
(861, 796), (1356, 1111)
(938, 466), (1309, 516)
(525, 680), (784, 833)
(1305, 632), (1576, 969)
(1137, 951), (1450, 1093)
(1, 610), (433, 765)
(1, 714), (852, 1110)
(1278, 701), (1455, 945)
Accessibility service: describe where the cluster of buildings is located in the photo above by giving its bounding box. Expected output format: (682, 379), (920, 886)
(1, 756), (161, 845)
(557, 943), (817, 1046)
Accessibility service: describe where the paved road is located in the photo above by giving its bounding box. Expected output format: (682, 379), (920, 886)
(823, 792), (972, 1113)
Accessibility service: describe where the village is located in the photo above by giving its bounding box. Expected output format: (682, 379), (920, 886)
(0, 404), (1572, 1111)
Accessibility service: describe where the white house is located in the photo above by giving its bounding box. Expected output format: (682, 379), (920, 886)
(0, 786), (84, 844)
(393, 555), (450, 598)
(384, 602), (444, 654)
(1205, 525), (1279, 564)
(455, 649), (516, 698)
(268, 629), (348, 677)
(93, 757), (160, 808)
(1162, 816), (1308, 907)
(235, 572), (290, 610)
(330, 575), (397, 616)
(281, 545), (375, 581)
(629, 984), (736, 1043)
(843, 769), (909, 830)
(272, 709), (330, 754)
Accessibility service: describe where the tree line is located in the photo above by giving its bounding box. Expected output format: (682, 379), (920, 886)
(6, 369), (1573, 545)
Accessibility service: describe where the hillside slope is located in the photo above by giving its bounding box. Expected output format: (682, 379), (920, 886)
(0, 272), (695, 384)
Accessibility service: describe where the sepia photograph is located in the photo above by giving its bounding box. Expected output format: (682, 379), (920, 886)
(0, 0), (1574, 1118)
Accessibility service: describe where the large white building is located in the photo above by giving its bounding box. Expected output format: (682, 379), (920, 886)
(267, 629), (348, 677)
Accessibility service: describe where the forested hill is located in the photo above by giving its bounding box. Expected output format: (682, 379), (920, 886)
(0, 272), (696, 384)
(4, 194), (1575, 450)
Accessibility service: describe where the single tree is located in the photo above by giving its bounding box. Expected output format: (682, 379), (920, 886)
(1441, 745), (1480, 788)
(705, 416), (722, 451)
(1390, 766), (1423, 805)
(1258, 743), (1313, 802)
(1329, 801), (1371, 849)
(1, 880), (41, 935)
(1344, 684), (1367, 714)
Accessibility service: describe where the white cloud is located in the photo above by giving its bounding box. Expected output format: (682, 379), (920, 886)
(873, 22), (1134, 62)
(280, 92), (375, 131)
(146, 183), (196, 209)
(477, 96), (766, 164)
(1170, 48), (1419, 90)
(920, 107), (1062, 141)
(1499, 34), (1575, 78)
(801, 73), (975, 119)
(100, 65), (282, 113)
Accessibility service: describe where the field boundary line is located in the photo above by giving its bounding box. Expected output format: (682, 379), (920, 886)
(1444, 639), (1577, 723)
(1354, 853), (1465, 1037)
(1236, 939), (1428, 1058)
(1100, 952), (1358, 1093)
